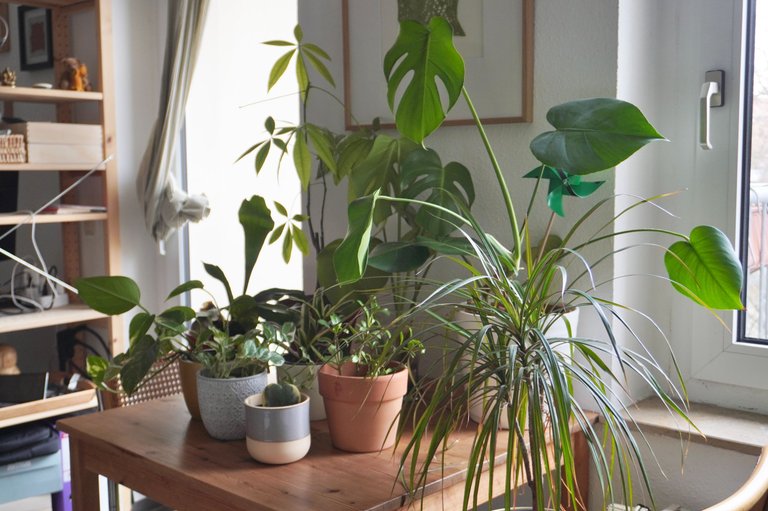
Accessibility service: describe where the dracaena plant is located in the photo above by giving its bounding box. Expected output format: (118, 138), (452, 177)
(76, 195), (296, 393)
(331, 18), (744, 511)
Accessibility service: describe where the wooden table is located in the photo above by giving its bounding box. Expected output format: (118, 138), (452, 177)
(57, 395), (594, 511)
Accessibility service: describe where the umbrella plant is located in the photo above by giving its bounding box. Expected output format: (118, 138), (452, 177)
(332, 18), (744, 511)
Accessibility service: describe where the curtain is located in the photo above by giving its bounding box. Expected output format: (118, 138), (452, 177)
(136, 0), (211, 247)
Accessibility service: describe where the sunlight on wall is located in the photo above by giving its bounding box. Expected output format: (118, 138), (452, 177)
(186, 1), (302, 308)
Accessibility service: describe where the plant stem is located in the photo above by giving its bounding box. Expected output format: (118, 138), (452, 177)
(462, 87), (521, 272)
(536, 211), (556, 266)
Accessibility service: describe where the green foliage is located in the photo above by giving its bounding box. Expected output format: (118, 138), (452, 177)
(529, 98), (666, 175)
(239, 196), (275, 292)
(263, 382), (301, 407)
(75, 276), (142, 315)
(383, 18), (465, 142)
(523, 165), (604, 217)
(195, 325), (284, 380)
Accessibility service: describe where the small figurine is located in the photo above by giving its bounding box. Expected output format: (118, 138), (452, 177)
(0, 343), (20, 375)
(58, 57), (92, 91)
(1, 67), (16, 87)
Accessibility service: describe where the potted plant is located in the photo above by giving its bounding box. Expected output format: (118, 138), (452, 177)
(317, 296), (423, 453)
(331, 17), (744, 511)
(194, 324), (284, 440)
(244, 382), (311, 464)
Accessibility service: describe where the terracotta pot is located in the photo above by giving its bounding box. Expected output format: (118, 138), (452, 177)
(277, 362), (325, 421)
(317, 363), (408, 453)
(179, 359), (202, 420)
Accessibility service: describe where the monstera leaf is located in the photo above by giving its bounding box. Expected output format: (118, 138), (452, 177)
(384, 18), (465, 143)
(664, 226), (744, 310)
(400, 148), (474, 237)
(530, 98), (665, 175)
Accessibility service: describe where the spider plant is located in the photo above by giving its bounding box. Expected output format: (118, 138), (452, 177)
(331, 18), (744, 511)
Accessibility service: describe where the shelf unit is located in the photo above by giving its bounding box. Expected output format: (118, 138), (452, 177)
(0, 0), (120, 426)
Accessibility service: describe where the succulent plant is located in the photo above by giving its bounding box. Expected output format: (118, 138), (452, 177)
(263, 382), (301, 407)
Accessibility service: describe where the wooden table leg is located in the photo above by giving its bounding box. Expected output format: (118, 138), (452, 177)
(561, 430), (589, 511)
(69, 437), (100, 511)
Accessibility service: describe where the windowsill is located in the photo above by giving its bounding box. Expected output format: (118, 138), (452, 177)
(621, 398), (768, 456)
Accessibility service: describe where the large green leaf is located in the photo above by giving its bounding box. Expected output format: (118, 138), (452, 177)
(333, 193), (379, 283)
(383, 18), (464, 143)
(319, 238), (388, 303)
(121, 335), (158, 394)
(664, 226), (744, 310)
(239, 196), (275, 293)
(529, 98), (665, 175)
(348, 134), (399, 201)
(203, 263), (234, 305)
(367, 242), (431, 273)
(76, 276), (141, 315)
(400, 148), (474, 237)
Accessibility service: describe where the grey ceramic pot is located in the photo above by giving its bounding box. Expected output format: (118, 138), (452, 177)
(244, 393), (311, 464)
(197, 370), (268, 440)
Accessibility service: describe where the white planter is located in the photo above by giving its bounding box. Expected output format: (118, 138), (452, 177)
(456, 308), (580, 429)
(277, 362), (325, 421)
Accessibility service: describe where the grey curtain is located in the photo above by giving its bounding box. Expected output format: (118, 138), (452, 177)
(136, 0), (211, 246)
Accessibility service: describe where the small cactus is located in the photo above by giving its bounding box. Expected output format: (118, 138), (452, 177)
(263, 382), (301, 407)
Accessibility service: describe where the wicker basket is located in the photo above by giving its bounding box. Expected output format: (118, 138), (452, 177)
(0, 134), (26, 163)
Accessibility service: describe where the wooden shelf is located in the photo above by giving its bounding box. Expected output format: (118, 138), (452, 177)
(0, 387), (97, 429)
(0, 86), (102, 103)
(11, 0), (92, 7)
(0, 163), (106, 172)
(0, 305), (106, 334)
(0, 212), (107, 226)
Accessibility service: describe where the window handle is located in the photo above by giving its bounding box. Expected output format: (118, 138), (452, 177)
(699, 70), (724, 150)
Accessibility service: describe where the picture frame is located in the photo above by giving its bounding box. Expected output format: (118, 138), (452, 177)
(0, 4), (10, 54)
(342, 0), (534, 130)
(18, 6), (53, 70)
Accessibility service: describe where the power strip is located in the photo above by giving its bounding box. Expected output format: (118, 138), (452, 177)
(15, 268), (69, 309)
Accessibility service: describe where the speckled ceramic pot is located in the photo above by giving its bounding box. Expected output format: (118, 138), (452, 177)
(244, 393), (311, 464)
(197, 370), (268, 440)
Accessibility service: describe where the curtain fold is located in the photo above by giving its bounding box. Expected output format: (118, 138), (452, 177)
(136, 0), (211, 246)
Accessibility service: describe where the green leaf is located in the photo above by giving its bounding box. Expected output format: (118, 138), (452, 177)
(664, 226), (744, 310)
(240, 196), (276, 293)
(293, 226), (310, 255)
(293, 134), (312, 190)
(120, 335), (158, 394)
(255, 141), (271, 173)
(293, 24), (303, 42)
(274, 201), (288, 217)
(318, 239), (388, 304)
(158, 306), (196, 324)
(265, 116), (275, 135)
(235, 140), (265, 163)
(337, 133), (375, 181)
(203, 263), (234, 305)
(166, 280), (203, 301)
(383, 18), (465, 142)
(306, 124), (337, 174)
(129, 312), (155, 345)
(267, 49), (295, 91)
(530, 98), (666, 175)
(86, 355), (109, 386)
(76, 276), (141, 315)
(282, 228), (293, 263)
(272, 137), (288, 153)
(303, 42), (331, 60)
(229, 295), (261, 332)
(303, 49), (335, 87)
(368, 242), (431, 273)
(333, 192), (379, 283)
(268, 223), (286, 245)
(296, 54), (309, 100)
(263, 40), (294, 47)
(400, 148), (475, 237)
(348, 134), (399, 201)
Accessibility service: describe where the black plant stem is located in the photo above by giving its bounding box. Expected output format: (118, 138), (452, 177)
(527, 390), (543, 511)
(320, 171), (328, 250)
(301, 85), (321, 255)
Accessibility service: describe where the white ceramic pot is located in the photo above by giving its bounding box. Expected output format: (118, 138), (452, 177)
(197, 370), (268, 440)
(457, 308), (580, 429)
(244, 392), (311, 464)
(277, 362), (325, 421)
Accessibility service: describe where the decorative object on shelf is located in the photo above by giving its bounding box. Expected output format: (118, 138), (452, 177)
(0, 133), (26, 163)
(32, 83), (52, 89)
(342, 0), (534, 129)
(58, 57), (92, 92)
(244, 383), (310, 464)
(0, 4), (10, 53)
(1, 67), (15, 87)
(17, 7), (53, 71)
(0, 344), (20, 375)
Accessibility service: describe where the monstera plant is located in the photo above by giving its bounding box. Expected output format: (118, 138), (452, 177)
(332, 18), (744, 511)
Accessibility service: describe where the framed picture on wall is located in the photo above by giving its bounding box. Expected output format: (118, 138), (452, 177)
(342, 0), (535, 130)
(0, 4), (11, 54)
(18, 6), (53, 70)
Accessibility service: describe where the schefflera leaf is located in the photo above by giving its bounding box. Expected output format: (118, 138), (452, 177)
(384, 18), (465, 143)
(530, 98), (666, 175)
(664, 226), (745, 310)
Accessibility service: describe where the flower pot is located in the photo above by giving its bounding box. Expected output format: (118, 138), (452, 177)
(458, 308), (580, 429)
(277, 362), (325, 421)
(244, 392), (311, 464)
(179, 359), (202, 420)
(196, 370), (268, 440)
(317, 363), (408, 453)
